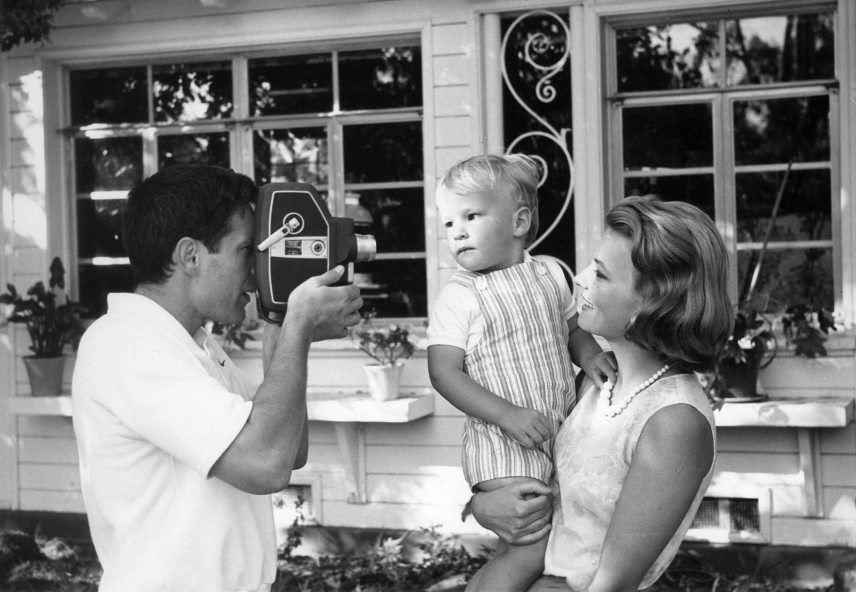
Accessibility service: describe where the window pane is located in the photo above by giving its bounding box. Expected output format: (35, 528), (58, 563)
(75, 137), (143, 193)
(355, 259), (427, 318)
(249, 54), (333, 116)
(153, 61), (233, 122)
(70, 67), (148, 125)
(616, 23), (719, 92)
(734, 96), (830, 165)
(737, 248), (833, 310)
(157, 133), (230, 169)
(78, 263), (134, 317)
(624, 175), (714, 218)
(339, 47), (422, 110)
(623, 104), (713, 169)
(77, 199), (126, 258)
(726, 13), (834, 86)
(343, 122), (423, 183)
(735, 170), (831, 243)
(501, 13), (574, 271)
(253, 127), (328, 185)
(350, 188), (424, 253)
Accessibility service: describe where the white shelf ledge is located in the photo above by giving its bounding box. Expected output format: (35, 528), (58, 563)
(715, 396), (854, 518)
(713, 396), (853, 428)
(8, 395), (73, 416)
(7, 389), (436, 506)
(7, 390), (436, 423)
(306, 389), (435, 423)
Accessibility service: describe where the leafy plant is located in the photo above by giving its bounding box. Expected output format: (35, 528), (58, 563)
(781, 304), (837, 358)
(719, 308), (777, 367)
(350, 312), (414, 367)
(708, 302), (838, 400)
(1, 257), (85, 358)
(1, 0), (67, 52)
(273, 521), (488, 592)
(209, 319), (260, 351)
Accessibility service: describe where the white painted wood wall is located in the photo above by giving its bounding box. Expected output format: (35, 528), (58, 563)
(1, 0), (854, 546)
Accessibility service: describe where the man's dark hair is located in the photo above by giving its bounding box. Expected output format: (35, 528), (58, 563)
(122, 164), (258, 286)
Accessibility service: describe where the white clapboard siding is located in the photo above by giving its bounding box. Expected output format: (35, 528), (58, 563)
(0, 0), (854, 547)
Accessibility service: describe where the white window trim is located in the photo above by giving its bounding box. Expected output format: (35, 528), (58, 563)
(39, 21), (435, 331)
(602, 4), (846, 325)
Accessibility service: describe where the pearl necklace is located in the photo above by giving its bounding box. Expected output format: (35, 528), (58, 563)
(600, 363), (671, 418)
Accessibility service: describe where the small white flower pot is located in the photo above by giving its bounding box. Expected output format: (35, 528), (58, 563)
(363, 362), (405, 402)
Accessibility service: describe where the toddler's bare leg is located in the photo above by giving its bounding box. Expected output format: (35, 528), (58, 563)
(465, 477), (548, 592)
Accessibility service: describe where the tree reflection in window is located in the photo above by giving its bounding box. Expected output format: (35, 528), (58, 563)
(154, 62), (233, 122)
(616, 23), (719, 92)
(612, 10), (836, 311)
(726, 14), (834, 86)
(158, 133), (230, 169)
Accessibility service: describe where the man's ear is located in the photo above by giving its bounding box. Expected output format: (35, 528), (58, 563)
(512, 206), (532, 238)
(174, 237), (201, 275)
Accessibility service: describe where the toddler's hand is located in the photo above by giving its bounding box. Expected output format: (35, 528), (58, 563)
(501, 407), (553, 449)
(580, 350), (618, 389)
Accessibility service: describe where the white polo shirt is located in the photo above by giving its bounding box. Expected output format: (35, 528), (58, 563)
(72, 293), (275, 592)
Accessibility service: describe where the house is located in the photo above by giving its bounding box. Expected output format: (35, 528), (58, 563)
(1, 0), (854, 549)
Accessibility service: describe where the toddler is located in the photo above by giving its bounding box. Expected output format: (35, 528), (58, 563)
(427, 154), (616, 592)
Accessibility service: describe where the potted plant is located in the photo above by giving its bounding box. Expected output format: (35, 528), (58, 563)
(709, 303), (837, 402)
(709, 159), (838, 402)
(350, 312), (415, 401)
(1, 257), (85, 396)
(209, 319), (260, 352)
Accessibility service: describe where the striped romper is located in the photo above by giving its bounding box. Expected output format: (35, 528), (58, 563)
(453, 258), (576, 488)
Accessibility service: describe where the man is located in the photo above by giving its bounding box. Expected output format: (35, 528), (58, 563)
(72, 164), (362, 592)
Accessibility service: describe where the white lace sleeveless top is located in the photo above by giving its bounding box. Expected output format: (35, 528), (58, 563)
(543, 373), (716, 590)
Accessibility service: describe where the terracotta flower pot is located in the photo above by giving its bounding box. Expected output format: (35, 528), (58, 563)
(363, 363), (404, 402)
(23, 356), (67, 397)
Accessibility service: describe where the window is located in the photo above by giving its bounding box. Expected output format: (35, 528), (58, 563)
(500, 12), (575, 272)
(609, 9), (837, 311)
(480, 10), (576, 276)
(68, 44), (424, 318)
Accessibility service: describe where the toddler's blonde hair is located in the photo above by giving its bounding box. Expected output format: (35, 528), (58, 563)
(438, 153), (541, 247)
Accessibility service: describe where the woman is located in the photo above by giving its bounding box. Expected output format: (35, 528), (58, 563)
(470, 196), (733, 592)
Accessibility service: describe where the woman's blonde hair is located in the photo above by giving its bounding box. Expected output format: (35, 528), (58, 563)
(607, 195), (734, 373)
(438, 153), (541, 246)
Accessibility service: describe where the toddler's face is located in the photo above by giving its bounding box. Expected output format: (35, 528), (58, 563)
(436, 185), (523, 272)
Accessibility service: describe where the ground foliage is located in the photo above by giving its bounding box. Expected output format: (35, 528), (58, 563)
(0, 521), (839, 592)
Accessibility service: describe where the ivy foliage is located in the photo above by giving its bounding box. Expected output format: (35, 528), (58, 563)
(1, 0), (67, 52)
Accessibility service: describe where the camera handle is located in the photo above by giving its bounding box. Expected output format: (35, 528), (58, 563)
(257, 217), (300, 252)
(255, 223), (297, 325)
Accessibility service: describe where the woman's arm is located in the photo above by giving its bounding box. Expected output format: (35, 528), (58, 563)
(588, 403), (714, 592)
(470, 480), (554, 545)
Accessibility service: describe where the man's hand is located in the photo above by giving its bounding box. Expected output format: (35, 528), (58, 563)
(579, 350), (617, 389)
(500, 406), (553, 449)
(285, 266), (363, 342)
(471, 481), (553, 546)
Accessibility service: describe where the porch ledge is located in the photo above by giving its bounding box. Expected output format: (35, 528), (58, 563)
(7, 390), (436, 423)
(713, 396), (854, 428)
(7, 390), (436, 506)
(713, 396), (854, 520)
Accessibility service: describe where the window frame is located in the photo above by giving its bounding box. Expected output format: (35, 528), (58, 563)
(604, 5), (842, 312)
(60, 38), (428, 321)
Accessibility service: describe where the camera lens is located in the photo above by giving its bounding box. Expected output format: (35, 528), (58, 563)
(354, 234), (376, 262)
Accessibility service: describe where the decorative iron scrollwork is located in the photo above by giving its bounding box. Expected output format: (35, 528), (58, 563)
(501, 10), (574, 254)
